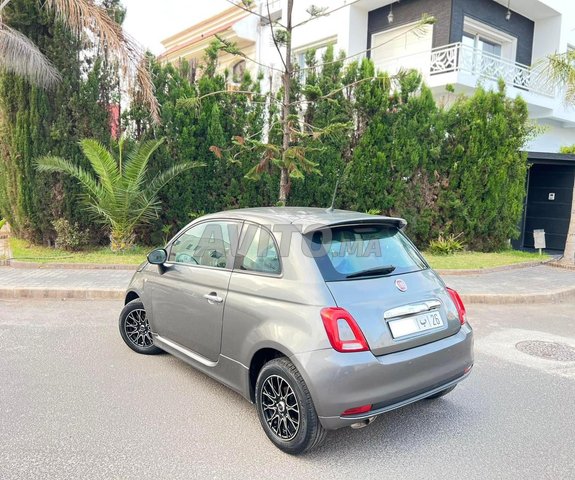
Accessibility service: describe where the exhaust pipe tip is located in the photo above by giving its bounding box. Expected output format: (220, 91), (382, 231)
(350, 416), (377, 429)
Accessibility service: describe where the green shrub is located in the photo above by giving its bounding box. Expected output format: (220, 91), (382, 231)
(428, 233), (465, 256)
(0, 218), (6, 230)
(366, 209), (382, 216)
(439, 82), (535, 251)
(52, 219), (90, 251)
(559, 145), (575, 154)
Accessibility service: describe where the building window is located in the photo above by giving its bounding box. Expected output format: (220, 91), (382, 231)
(232, 60), (246, 82)
(296, 45), (328, 72)
(462, 32), (502, 57)
(294, 38), (336, 82)
(462, 17), (517, 62)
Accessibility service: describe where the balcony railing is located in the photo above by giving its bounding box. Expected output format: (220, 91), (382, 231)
(430, 42), (554, 97)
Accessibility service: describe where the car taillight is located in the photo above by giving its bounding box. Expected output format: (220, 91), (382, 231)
(342, 404), (372, 416)
(320, 307), (369, 352)
(446, 287), (467, 325)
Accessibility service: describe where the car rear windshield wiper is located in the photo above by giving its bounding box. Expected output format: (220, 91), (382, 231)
(346, 265), (396, 279)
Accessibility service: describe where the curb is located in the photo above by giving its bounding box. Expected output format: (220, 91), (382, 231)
(546, 261), (575, 271)
(0, 287), (124, 300)
(436, 260), (550, 276)
(460, 287), (575, 305)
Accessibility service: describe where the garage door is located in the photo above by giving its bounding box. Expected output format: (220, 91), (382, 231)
(370, 22), (433, 75)
(524, 164), (575, 251)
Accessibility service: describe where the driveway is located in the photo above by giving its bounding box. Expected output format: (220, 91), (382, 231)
(1, 299), (574, 479)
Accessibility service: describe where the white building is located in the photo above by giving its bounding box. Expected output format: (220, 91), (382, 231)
(161, 0), (575, 251)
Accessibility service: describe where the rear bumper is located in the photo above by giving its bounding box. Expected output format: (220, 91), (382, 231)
(291, 323), (474, 430)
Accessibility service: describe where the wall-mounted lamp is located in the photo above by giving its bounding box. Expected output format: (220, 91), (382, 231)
(388, 2), (394, 23)
(505, 0), (511, 21)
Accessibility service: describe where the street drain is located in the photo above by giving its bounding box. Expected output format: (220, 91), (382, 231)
(515, 341), (575, 362)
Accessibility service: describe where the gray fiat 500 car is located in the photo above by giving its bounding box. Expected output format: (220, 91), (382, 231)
(119, 207), (473, 454)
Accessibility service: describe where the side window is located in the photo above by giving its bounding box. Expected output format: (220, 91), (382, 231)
(169, 221), (239, 268)
(239, 224), (281, 274)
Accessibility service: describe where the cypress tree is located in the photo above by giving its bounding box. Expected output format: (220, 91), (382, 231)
(440, 82), (534, 251)
(0, 0), (119, 243)
(125, 50), (275, 245)
(290, 45), (351, 208)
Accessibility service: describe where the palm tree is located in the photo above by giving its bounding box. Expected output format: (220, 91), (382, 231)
(36, 138), (204, 251)
(544, 51), (575, 264)
(0, 0), (159, 122)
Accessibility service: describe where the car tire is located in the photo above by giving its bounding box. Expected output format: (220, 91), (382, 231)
(425, 385), (456, 400)
(255, 357), (327, 455)
(119, 300), (162, 355)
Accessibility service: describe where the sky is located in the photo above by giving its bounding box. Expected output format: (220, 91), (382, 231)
(121, 0), (230, 54)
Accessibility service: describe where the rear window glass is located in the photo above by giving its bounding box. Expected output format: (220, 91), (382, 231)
(308, 224), (427, 281)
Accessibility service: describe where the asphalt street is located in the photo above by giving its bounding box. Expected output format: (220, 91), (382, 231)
(1, 299), (574, 479)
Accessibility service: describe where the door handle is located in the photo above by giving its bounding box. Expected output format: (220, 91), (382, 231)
(203, 292), (223, 304)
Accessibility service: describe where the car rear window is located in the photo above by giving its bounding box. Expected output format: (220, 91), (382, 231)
(307, 224), (428, 281)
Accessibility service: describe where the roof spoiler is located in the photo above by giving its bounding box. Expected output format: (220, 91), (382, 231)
(301, 217), (407, 234)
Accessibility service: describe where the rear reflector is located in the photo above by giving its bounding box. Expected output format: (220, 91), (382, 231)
(446, 287), (467, 325)
(321, 307), (369, 353)
(342, 404), (372, 416)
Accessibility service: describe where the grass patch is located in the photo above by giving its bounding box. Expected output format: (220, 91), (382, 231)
(9, 237), (149, 265)
(423, 250), (548, 270)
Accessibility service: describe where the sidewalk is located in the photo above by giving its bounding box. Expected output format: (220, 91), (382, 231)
(0, 267), (132, 300)
(1, 263), (575, 304)
(442, 264), (575, 304)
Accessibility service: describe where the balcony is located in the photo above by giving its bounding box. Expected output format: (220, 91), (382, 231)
(373, 40), (573, 123)
(429, 42), (554, 98)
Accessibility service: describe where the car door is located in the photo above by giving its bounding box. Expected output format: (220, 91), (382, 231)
(149, 220), (242, 362)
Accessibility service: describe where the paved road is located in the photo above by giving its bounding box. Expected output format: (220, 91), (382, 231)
(1, 299), (574, 479)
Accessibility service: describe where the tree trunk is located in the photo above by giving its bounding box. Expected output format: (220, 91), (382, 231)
(110, 228), (135, 252)
(278, 0), (294, 206)
(560, 174), (575, 264)
(279, 167), (289, 204)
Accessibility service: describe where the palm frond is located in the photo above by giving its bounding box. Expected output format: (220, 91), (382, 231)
(81, 195), (116, 224)
(541, 50), (575, 104)
(123, 138), (165, 191)
(123, 194), (162, 229)
(43, 0), (160, 123)
(36, 142), (201, 249)
(0, 24), (61, 88)
(145, 161), (205, 198)
(35, 155), (104, 200)
(79, 139), (120, 194)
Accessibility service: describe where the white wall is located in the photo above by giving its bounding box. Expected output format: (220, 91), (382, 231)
(527, 119), (575, 152)
(532, 15), (562, 61)
(290, 0), (342, 51)
(253, 0), (367, 61)
(345, 5), (370, 59)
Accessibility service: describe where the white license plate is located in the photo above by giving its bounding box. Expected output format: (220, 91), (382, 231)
(388, 311), (444, 339)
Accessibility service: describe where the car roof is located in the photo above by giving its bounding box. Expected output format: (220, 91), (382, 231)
(200, 207), (407, 233)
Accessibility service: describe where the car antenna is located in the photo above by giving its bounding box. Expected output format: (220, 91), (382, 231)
(326, 174), (340, 213)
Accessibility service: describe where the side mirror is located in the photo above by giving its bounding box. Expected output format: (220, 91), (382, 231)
(147, 248), (167, 265)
